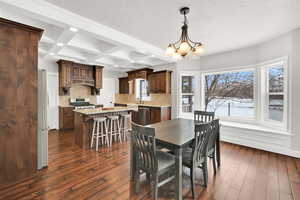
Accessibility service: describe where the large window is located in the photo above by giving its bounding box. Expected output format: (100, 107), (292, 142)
(265, 64), (285, 122)
(181, 76), (195, 113)
(204, 70), (255, 119)
(177, 57), (288, 130)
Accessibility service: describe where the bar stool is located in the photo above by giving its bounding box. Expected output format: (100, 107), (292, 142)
(120, 113), (132, 141)
(107, 115), (122, 146)
(90, 117), (109, 151)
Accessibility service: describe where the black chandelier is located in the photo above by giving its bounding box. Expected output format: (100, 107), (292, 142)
(166, 7), (204, 58)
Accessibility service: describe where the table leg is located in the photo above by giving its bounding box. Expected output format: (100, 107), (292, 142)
(130, 140), (135, 180)
(216, 130), (221, 167)
(174, 148), (183, 200)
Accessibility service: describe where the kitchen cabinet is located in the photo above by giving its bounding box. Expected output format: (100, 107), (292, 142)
(59, 107), (75, 130)
(131, 106), (171, 125)
(149, 70), (172, 94)
(57, 60), (103, 95)
(0, 18), (43, 186)
(119, 77), (129, 94)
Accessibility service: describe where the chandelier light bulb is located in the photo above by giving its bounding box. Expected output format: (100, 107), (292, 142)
(173, 51), (182, 60)
(193, 44), (204, 55)
(179, 41), (191, 53)
(165, 44), (176, 56)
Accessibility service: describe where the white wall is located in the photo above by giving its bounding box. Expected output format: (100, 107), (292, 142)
(164, 29), (300, 157)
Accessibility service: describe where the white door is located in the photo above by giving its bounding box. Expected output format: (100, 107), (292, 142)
(47, 73), (59, 129)
(98, 78), (116, 107)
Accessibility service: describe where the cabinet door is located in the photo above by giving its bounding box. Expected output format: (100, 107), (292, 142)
(150, 107), (161, 124)
(95, 67), (103, 89)
(119, 77), (129, 94)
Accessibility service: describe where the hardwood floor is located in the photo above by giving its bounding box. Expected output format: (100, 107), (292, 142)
(0, 130), (299, 200)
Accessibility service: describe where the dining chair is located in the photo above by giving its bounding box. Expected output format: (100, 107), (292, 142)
(194, 110), (215, 123)
(131, 123), (175, 200)
(207, 119), (220, 174)
(182, 122), (212, 199)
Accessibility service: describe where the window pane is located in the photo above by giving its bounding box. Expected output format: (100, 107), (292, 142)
(182, 95), (194, 113)
(269, 94), (283, 121)
(182, 76), (195, 93)
(269, 66), (284, 93)
(205, 71), (255, 118)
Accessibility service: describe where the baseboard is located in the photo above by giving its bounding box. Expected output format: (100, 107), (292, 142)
(220, 132), (300, 158)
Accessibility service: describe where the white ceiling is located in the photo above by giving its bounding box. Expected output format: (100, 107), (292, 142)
(44, 0), (300, 55)
(0, 0), (300, 71)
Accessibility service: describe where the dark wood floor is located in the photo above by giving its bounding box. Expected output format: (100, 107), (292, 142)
(0, 130), (300, 200)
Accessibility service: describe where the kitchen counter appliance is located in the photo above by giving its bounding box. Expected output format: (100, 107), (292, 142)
(70, 98), (96, 110)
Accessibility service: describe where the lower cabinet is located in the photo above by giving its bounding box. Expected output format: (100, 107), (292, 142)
(132, 106), (171, 125)
(59, 106), (75, 130)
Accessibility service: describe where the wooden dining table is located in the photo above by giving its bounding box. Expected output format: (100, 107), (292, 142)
(130, 118), (221, 200)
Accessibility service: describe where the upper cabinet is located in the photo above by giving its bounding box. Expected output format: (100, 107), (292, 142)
(119, 77), (129, 94)
(149, 71), (172, 94)
(57, 60), (103, 95)
(119, 69), (172, 94)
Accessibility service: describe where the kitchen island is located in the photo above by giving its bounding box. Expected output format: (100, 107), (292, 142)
(74, 106), (137, 149)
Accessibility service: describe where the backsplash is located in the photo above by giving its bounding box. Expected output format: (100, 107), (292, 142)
(115, 93), (171, 105)
(59, 85), (97, 106)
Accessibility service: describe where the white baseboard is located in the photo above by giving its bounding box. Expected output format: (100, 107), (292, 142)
(220, 125), (300, 158)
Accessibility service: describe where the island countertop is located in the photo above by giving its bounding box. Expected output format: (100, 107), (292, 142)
(73, 106), (138, 115)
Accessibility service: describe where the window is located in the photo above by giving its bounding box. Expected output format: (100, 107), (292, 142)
(181, 76), (195, 113)
(265, 65), (285, 122)
(204, 70), (255, 119)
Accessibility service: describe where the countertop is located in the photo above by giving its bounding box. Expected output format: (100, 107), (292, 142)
(73, 106), (138, 115)
(115, 102), (171, 108)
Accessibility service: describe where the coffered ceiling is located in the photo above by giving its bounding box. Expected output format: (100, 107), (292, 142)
(0, 0), (300, 71)
(0, 0), (172, 71)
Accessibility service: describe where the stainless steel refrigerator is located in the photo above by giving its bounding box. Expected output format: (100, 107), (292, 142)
(38, 69), (48, 169)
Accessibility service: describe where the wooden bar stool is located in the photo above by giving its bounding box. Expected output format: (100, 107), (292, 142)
(120, 113), (132, 141)
(90, 117), (109, 151)
(107, 115), (122, 146)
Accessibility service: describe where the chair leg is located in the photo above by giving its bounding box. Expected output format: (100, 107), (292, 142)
(134, 170), (140, 194)
(202, 161), (208, 187)
(104, 121), (109, 147)
(95, 121), (100, 152)
(212, 154), (217, 174)
(146, 173), (151, 184)
(117, 119), (122, 142)
(110, 120), (113, 146)
(190, 166), (196, 199)
(90, 121), (96, 148)
(153, 174), (158, 200)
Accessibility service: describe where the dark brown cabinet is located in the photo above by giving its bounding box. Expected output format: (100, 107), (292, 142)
(131, 106), (171, 125)
(58, 60), (103, 95)
(59, 107), (75, 130)
(149, 71), (172, 94)
(119, 77), (129, 94)
(0, 18), (43, 186)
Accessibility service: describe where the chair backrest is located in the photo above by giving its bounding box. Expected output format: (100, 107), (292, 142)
(207, 119), (220, 154)
(192, 122), (212, 164)
(131, 123), (158, 172)
(194, 110), (215, 123)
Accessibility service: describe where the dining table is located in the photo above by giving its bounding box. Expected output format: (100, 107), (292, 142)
(130, 118), (221, 200)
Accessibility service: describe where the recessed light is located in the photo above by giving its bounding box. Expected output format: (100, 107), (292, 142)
(151, 55), (155, 57)
(130, 60), (135, 63)
(69, 27), (78, 32)
(49, 53), (55, 56)
(57, 43), (64, 47)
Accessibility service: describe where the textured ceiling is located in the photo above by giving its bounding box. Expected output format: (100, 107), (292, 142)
(45, 0), (300, 55)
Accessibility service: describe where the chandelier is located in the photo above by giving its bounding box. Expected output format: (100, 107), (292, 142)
(166, 7), (204, 59)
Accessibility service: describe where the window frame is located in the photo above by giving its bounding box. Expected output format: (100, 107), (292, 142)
(177, 57), (289, 131)
(260, 58), (288, 130)
(201, 67), (258, 123)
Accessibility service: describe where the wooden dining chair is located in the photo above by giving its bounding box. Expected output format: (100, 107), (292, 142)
(131, 123), (175, 200)
(182, 122), (212, 199)
(207, 119), (220, 174)
(194, 110), (215, 123)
